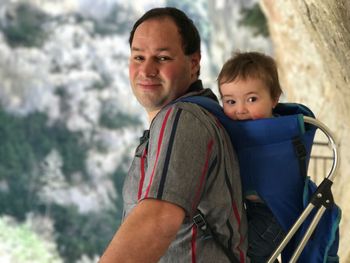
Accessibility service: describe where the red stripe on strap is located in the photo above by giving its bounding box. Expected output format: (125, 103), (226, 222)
(232, 201), (241, 226)
(191, 139), (214, 212)
(137, 147), (148, 200)
(144, 107), (173, 198)
(191, 225), (197, 263)
(232, 202), (245, 263)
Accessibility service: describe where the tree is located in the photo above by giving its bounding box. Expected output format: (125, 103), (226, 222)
(260, 0), (350, 260)
(0, 216), (62, 263)
(0, 2), (48, 47)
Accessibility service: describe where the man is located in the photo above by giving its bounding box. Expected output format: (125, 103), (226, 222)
(100, 7), (247, 263)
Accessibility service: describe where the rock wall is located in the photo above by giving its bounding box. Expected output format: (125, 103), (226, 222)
(260, 0), (350, 260)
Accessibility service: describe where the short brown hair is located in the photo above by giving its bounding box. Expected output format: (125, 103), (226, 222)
(217, 51), (282, 100)
(129, 7), (200, 56)
(129, 7), (201, 76)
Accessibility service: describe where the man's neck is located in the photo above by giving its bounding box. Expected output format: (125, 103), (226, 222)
(146, 80), (203, 123)
(148, 110), (159, 124)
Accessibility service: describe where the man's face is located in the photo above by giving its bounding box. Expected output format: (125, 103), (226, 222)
(129, 17), (200, 120)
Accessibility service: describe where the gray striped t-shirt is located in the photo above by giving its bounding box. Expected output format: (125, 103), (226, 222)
(123, 86), (248, 263)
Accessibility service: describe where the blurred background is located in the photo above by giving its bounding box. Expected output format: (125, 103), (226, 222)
(0, 0), (349, 262)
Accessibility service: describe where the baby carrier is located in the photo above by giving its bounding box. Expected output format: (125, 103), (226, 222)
(179, 95), (341, 263)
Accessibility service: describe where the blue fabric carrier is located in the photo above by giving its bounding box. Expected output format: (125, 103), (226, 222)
(179, 96), (341, 262)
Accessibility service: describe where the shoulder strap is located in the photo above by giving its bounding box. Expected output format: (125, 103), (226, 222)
(178, 97), (240, 262)
(193, 211), (239, 263)
(292, 136), (308, 178)
(175, 95), (225, 119)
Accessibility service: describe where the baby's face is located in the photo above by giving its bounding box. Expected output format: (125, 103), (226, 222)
(220, 77), (278, 120)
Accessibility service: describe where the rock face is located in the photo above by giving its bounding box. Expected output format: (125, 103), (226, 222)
(260, 0), (350, 260)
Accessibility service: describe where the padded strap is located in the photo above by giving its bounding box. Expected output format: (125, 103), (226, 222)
(193, 211), (239, 263)
(292, 137), (307, 178)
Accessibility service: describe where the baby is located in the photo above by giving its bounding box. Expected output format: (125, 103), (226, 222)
(218, 51), (285, 263)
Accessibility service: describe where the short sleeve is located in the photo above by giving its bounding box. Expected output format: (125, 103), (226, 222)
(140, 105), (217, 217)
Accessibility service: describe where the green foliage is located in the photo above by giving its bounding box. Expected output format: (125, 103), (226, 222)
(110, 163), (129, 212)
(99, 111), (142, 130)
(239, 3), (269, 37)
(99, 100), (142, 129)
(165, 0), (211, 46)
(39, 162), (128, 262)
(0, 216), (62, 262)
(0, 110), (46, 220)
(0, 105), (130, 261)
(0, 3), (49, 47)
(48, 125), (88, 181)
(0, 107), (88, 220)
(48, 203), (121, 262)
(91, 4), (135, 36)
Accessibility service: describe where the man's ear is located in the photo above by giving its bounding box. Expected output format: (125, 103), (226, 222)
(190, 52), (201, 77)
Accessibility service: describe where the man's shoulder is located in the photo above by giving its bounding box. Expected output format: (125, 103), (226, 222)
(160, 97), (216, 123)
(152, 100), (209, 129)
(149, 87), (223, 136)
(165, 88), (219, 115)
(151, 99), (224, 141)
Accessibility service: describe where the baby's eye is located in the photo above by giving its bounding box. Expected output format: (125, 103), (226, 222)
(225, 99), (236, 105)
(247, 97), (258, 103)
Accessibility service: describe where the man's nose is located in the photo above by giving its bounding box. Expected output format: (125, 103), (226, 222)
(140, 59), (158, 77)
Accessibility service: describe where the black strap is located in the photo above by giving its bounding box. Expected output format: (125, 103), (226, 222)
(140, 130), (150, 144)
(193, 211), (239, 263)
(292, 137), (307, 178)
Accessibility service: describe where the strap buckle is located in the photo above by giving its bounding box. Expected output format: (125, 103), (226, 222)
(293, 137), (307, 160)
(193, 213), (207, 231)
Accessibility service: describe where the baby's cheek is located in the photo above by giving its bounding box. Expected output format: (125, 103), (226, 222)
(252, 112), (273, 120)
(223, 108), (235, 120)
(251, 114), (264, 120)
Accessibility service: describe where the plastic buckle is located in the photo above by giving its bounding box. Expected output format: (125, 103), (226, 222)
(193, 213), (207, 231)
(293, 138), (307, 159)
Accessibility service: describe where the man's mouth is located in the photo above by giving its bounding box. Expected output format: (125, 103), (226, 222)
(137, 82), (162, 90)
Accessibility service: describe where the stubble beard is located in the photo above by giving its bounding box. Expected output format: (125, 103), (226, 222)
(133, 85), (168, 113)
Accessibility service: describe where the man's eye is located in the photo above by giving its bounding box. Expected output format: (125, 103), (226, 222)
(134, 56), (144, 61)
(248, 97), (257, 102)
(158, 56), (171, 61)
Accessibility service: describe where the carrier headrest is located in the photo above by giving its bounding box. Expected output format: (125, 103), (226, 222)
(273, 103), (315, 118)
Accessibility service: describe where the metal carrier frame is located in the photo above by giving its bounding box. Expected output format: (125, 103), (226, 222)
(268, 116), (340, 263)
